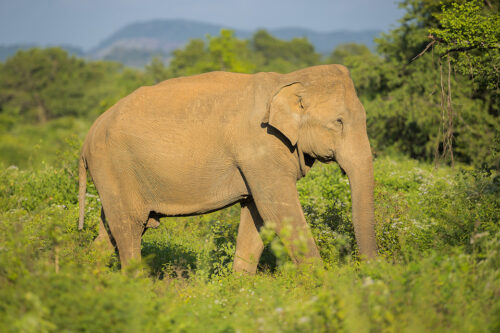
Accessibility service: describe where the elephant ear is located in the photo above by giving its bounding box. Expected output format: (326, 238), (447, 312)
(263, 82), (303, 146)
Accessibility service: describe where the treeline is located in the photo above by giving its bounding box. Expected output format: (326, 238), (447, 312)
(0, 30), (322, 124)
(0, 48), (143, 124)
(0, 0), (498, 169)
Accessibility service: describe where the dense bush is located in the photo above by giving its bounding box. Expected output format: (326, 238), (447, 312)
(0, 48), (147, 124)
(1, 153), (498, 332)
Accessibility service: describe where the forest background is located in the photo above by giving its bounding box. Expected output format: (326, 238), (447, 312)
(0, 1), (499, 332)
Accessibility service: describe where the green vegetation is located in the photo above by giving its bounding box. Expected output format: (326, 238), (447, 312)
(429, 0), (499, 91)
(1, 2), (498, 170)
(1, 154), (498, 332)
(0, 1), (498, 331)
(353, 0), (499, 169)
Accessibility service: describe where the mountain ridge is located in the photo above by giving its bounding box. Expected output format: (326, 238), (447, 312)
(1, 19), (381, 67)
(91, 19), (381, 67)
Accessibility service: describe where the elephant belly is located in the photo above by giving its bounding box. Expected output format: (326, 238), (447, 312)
(139, 165), (250, 217)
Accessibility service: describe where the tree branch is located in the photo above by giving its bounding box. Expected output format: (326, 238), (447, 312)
(409, 39), (436, 63)
(440, 44), (500, 57)
(410, 33), (499, 64)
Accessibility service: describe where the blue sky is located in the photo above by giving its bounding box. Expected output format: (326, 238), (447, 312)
(0, 0), (404, 50)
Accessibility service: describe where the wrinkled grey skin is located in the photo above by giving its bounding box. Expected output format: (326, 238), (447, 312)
(79, 64), (377, 272)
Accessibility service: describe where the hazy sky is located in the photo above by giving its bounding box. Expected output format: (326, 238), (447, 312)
(0, 0), (403, 50)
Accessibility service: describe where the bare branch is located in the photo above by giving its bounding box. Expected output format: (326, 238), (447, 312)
(409, 39), (436, 63)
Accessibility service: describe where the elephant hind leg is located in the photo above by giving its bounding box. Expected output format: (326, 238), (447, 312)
(108, 217), (144, 268)
(94, 208), (115, 250)
(233, 201), (264, 274)
(90, 160), (146, 268)
(100, 202), (146, 268)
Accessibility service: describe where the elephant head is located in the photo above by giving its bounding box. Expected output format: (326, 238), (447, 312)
(263, 65), (377, 259)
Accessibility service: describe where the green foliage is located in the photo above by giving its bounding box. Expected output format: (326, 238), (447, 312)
(0, 155), (498, 332)
(0, 49), (130, 124)
(168, 39), (207, 77)
(144, 56), (170, 84)
(337, 0), (500, 169)
(207, 30), (255, 73)
(0, 49), (150, 167)
(207, 210), (239, 277)
(297, 164), (354, 265)
(0, 48), (86, 123)
(251, 29), (321, 72)
(169, 30), (255, 77)
(0, 48), (148, 125)
(327, 43), (372, 65)
(0, 117), (90, 169)
(168, 29), (321, 77)
(430, 0), (500, 91)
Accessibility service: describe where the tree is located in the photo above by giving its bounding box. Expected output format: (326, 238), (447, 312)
(353, 0), (499, 168)
(169, 39), (210, 77)
(0, 48), (89, 123)
(168, 29), (321, 77)
(0, 48), (147, 124)
(168, 30), (255, 77)
(145, 56), (170, 84)
(428, 0), (499, 101)
(250, 30), (321, 72)
(207, 29), (255, 73)
(412, 0), (499, 167)
(327, 43), (372, 65)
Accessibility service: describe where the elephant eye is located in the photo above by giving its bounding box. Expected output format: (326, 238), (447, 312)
(327, 118), (343, 131)
(329, 118), (343, 131)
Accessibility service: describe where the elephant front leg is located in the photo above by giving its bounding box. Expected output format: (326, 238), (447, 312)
(233, 201), (264, 274)
(247, 176), (322, 266)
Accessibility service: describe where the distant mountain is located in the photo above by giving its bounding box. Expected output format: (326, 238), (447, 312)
(91, 19), (233, 56)
(0, 19), (381, 67)
(0, 44), (84, 62)
(89, 19), (381, 67)
(88, 19), (235, 67)
(269, 28), (380, 54)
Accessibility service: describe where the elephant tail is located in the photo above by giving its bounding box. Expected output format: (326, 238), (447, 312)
(78, 155), (87, 230)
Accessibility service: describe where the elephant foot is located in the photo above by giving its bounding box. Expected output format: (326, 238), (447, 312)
(233, 256), (260, 274)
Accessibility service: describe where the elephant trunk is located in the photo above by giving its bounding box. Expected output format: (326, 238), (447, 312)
(337, 140), (377, 259)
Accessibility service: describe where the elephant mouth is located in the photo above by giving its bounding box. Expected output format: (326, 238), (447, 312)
(317, 157), (335, 164)
(315, 152), (336, 164)
(318, 152), (345, 175)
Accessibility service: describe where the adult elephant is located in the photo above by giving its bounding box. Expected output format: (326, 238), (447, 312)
(78, 64), (377, 272)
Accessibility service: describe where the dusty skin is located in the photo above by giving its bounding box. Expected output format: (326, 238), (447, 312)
(78, 65), (377, 272)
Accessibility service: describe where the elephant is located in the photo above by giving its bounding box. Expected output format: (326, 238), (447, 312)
(78, 64), (377, 273)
